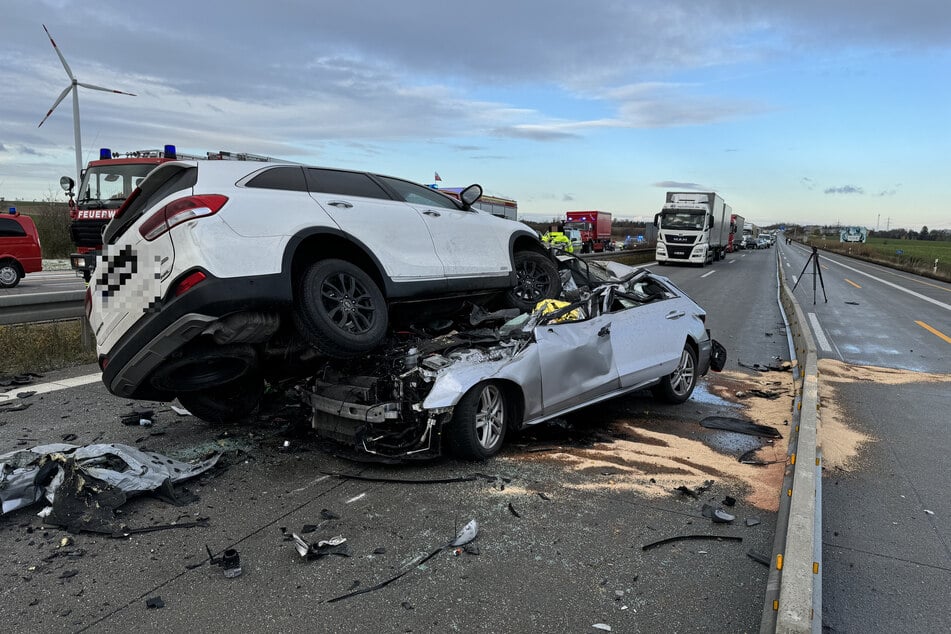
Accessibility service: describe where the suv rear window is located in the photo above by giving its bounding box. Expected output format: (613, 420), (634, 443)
(246, 166), (307, 191)
(0, 218), (27, 237)
(305, 169), (391, 200)
(104, 165), (198, 245)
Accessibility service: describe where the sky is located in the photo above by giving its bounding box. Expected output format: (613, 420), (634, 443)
(1, 0), (949, 229)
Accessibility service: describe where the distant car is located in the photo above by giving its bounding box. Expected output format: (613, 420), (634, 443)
(310, 258), (725, 460)
(756, 236), (771, 249)
(89, 161), (560, 421)
(0, 210), (43, 288)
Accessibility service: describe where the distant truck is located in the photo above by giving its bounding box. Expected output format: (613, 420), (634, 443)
(727, 213), (745, 252)
(741, 223), (759, 249)
(840, 226), (868, 243)
(564, 210), (612, 253)
(654, 192), (735, 265)
(60, 145), (280, 280)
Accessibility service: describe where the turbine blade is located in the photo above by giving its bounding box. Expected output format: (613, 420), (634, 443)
(38, 85), (74, 127)
(77, 82), (136, 96)
(42, 24), (75, 80)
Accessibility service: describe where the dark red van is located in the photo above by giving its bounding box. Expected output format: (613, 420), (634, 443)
(0, 209), (43, 288)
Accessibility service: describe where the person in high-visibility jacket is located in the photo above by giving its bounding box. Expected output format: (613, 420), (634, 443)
(541, 229), (574, 253)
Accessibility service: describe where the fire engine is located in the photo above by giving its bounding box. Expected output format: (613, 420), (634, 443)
(60, 144), (281, 280)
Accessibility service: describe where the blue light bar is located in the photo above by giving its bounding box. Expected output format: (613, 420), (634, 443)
(164, 145), (177, 159)
(100, 148), (111, 160)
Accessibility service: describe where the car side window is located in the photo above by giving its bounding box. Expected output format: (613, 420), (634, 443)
(306, 169), (391, 199)
(377, 176), (462, 210)
(245, 166), (307, 191)
(0, 218), (27, 238)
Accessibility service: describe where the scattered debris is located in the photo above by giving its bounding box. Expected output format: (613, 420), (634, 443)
(145, 596), (165, 609)
(59, 569), (78, 579)
(0, 401), (32, 412)
(450, 519), (479, 547)
(16, 391), (36, 399)
(345, 493), (366, 504)
(170, 405), (191, 416)
(61, 433), (77, 442)
(537, 492), (551, 501)
(292, 534), (351, 559)
(924, 510), (935, 516)
(508, 502), (521, 518)
(642, 534), (743, 551)
(0, 443), (219, 534)
(738, 359), (792, 372)
(844, 301), (860, 305)
(203, 546), (244, 578)
(712, 509), (735, 523)
(327, 518), (480, 603)
(322, 471), (493, 485)
(119, 409), (154, 426)
(746, 550), (771, 566)
(320, 509), (340, 520)
(592, 623), (613, 631)
(723, 496), (736, 507)
(746, 517), (761, 527)
(700, 416), (783, 439)
(674, 479), (715, 498)
(372, 547), (386, 555)
(746, 389), (782, 400)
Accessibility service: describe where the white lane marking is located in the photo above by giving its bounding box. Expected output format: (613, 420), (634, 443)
(808, 312), (833, 352)
(700, 271), (716, 278)
(0, 372), (102, 401)
(346, 493), (366, 504)
(729, 259), (736, 264)
(819, 256), (951, 312)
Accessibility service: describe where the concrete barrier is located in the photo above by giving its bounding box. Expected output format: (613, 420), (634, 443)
(761, 247), (822, 633)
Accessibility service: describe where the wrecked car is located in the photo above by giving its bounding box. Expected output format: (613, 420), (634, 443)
(87, 161), (560, 421)
(310, 259), (726, 460)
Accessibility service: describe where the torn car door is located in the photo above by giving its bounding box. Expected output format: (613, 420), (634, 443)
(534, 314), (619, 416)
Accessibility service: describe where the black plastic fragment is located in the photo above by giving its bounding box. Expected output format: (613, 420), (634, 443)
(145, 596), (165, 609)
(746, 550), (770, 566)
(700, 416), (783, 439)
(508, 502), (521, 518)
(723, 496), (736, 507)
(642, 534), (743, 551)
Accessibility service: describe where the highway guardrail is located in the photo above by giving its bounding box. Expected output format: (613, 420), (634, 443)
(0, 290), (85, 326)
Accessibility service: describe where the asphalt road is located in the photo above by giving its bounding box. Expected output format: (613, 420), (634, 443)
(0, 269), (85, 297)
(0, 250), (794, 633)
(777, 240), (951, 633)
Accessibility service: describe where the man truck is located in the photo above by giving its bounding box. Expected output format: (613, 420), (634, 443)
(564, 210), (612, 253)
(654, 192), (736, 266)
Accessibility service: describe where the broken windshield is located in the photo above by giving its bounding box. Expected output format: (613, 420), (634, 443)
(659, 210), (706, 230)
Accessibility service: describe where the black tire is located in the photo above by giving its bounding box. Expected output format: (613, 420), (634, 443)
(504, 251), (561, 312)
(0, 261), (22, 288)
(151, 343), (257, 392)
(447, 382), (509, 460)
(651, 343), (698, 404)
(177, 372), (264, 424)
(294, 258), (388, 358)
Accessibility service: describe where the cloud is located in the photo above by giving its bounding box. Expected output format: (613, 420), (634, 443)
(824, 185), (864, 195)
(653, 181), (710, 190)
(800, 177), (815, 190)
(562, 194), (575, 202)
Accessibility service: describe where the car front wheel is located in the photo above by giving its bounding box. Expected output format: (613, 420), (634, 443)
(447, 382), (509, 460)
(0, 262), (21, 288)
(294, 258), (388, 358)
(652, 343), (698, 404)
(504, 251), (561, 312)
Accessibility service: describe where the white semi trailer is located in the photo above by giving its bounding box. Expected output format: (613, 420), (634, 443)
(654, 191), (736, 266)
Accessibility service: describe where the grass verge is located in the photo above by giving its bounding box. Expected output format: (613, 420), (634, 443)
(0, 320), (96, 376)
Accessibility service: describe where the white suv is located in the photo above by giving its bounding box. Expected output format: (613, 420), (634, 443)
(89, 161), (559, 422)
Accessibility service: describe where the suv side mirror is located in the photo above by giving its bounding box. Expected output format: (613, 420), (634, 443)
(460, 184), (482, 208)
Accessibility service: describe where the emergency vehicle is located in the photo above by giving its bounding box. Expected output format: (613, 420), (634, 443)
(61, 145), (281, 280)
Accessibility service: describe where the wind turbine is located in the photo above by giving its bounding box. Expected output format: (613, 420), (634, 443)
(37, 24), (136, 186)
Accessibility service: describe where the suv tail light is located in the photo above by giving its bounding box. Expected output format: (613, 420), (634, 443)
(139, 194), (228, 241)
(173, 270), (207, 297)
